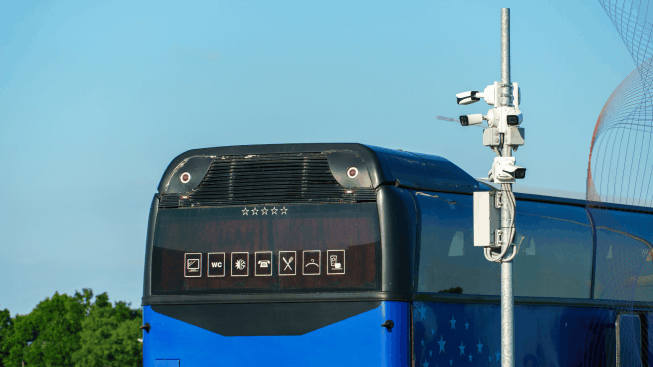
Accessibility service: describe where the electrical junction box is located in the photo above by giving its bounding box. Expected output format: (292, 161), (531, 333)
(473, 191), (501, 247)
(506, 127), (525, 146)
(483, 128), (501, 146)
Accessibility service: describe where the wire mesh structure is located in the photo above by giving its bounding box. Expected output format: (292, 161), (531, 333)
(583, 2), (653, 365)
(587, 58), (653, 207)
(589, 0), (653, 207)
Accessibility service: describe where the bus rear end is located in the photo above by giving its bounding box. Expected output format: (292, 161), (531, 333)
(141, 144), (414, 367)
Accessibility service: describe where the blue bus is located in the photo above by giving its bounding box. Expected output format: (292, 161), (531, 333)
(141, 143), (653, 367)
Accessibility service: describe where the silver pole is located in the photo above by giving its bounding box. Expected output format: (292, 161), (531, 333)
(500, 8), (515, 367)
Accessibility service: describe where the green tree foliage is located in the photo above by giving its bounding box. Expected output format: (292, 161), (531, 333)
(72, 293), (143, 367)
(0, 307), (13, 365)
(2, 289), (92, 367)
(0, 289), (142, 367)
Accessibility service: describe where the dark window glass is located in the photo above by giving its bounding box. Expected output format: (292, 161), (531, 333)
(591, 208), (653, 301)
(416, 192), (499, 295)
(151, 203), (380, 295)
(416, 193), (593, 298)
(511, 201), (593, 298)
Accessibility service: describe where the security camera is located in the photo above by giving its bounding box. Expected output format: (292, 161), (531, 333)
(456, 91), (481, 105)
(459, 114), (485, 126)
(488, 157), (526, 183)
(503, 165), (526, 179)
(506, 112), (523, 126)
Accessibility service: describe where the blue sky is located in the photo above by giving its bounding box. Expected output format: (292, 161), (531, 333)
(0, 1), (636, 315)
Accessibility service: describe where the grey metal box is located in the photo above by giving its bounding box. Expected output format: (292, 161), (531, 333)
(473, 191), (501, 247)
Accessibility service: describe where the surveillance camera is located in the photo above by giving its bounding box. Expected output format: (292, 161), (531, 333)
(488, 157), (526, 183)
(502, 164), (526, 179)
(506, 113), (523, 126)
(459, 114), (484, 126)
(456, 91), (481, 105)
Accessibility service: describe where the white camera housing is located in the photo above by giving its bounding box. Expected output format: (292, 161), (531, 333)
(456, 91), (481, 105)
(488, 157), (526, 183)
(459, 114), (484, 126)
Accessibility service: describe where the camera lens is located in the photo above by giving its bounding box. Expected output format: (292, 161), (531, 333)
(514, 168), (526, 179)
(459, 116), (469, 126)
(507, 115), (519, 126)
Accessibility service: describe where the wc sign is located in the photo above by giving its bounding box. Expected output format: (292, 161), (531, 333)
(207, 252), (225, 277)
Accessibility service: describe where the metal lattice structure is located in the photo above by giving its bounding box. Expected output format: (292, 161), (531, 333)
(584, 2), (653, 365)
(588, 1), (653, 207)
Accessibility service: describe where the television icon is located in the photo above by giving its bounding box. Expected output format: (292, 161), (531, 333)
(184, 253), (202, 278)
(187, 259), (199, 270)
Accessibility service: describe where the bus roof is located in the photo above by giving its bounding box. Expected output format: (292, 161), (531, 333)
(158, 143), (480, 194)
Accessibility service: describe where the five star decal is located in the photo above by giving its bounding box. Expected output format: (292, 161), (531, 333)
(242, 206), (288, 215)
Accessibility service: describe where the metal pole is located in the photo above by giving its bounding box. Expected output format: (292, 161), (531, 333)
(500, 8), (515, 367)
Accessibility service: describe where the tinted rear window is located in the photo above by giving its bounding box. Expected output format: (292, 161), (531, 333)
(151, 203), (380, 295)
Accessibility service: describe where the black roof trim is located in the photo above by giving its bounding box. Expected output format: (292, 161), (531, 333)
(144, 292), (653, 310)
(157, 143), (479, 194)
(514, 192), (653, 215)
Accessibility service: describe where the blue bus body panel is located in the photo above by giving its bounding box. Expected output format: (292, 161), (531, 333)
(413, 301), (621, 367)
(143, 302), (409, 367)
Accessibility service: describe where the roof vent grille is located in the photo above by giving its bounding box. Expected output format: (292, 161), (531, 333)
(159, 153), (376, 208)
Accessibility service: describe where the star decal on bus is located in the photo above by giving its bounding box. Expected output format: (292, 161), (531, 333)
(261, 207), (268, 215)
(242, 207), (249, 215)
(437, 335), (446, 353)
(458, 341), (465, 355)
(416, 304), (426, 320)
(477, 339), (483, 354)
(251, 207), (258, 215)
(281, 206), (288, 214)
(271, 207), (278, 215)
